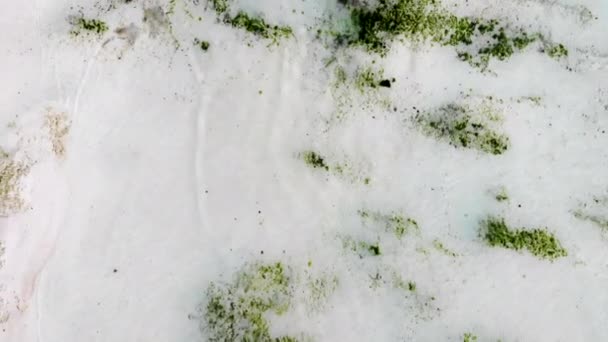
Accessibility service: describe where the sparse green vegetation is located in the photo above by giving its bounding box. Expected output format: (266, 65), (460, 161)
(481, 216), (567, 260)
(71, 18), (109, 35)
(302, 151), (330, 170)
(463, 332), (478, 342)
(337, 0), (564, 70)
(354, 67), (394, 91)
(546, 43), (568, 59)
(407, 281), (416, 292)
(359, 210), (419, 239)
(367, 243), (382, 255)
(432, 239), (458, 257)
(417, 104), (509, 155)
(494, 188), (508, 202)
(211, 0), (229, 14)
(574, 211), (608, 231)
(572, 196), (608, 232)
(209, 0), (292, 44)
(202, 262), (299, 342)
(194, 38), (210, 51)
(342, 237), (382, 257)
(229, 12), (293, 42)
(306, 273), (339, 312)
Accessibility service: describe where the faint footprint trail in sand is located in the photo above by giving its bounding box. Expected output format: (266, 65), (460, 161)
(0, 105), (70, 338)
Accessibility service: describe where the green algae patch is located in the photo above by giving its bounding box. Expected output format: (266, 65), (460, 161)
(229, 12), (293, 42)
(335, 0), (566, 70)
(359, 209), (419, 239)
(194, 38), (210, 51)
(305, 273), (339, 313)
(328, 63), (393, 124)
(546, 43), (568, 59)
(480, 217), (567, 260)
(211, 0), (229, 14)
(492, 187), (509, 202)
(392, 273), (416, 292)
(71, 18), (109, 36)
(347, 0), (448, 53)
(301, 151), (330, 171)
(416, 103), (509, 155)
(463, 333), (478, 342)
(300, 151), (370, 184)
(0, 154), (29, 216)
(342, 236), (382, 257)
(202, 262), (299, 342)
(209, 0), (292, 44)
(354, 67), (394, 92)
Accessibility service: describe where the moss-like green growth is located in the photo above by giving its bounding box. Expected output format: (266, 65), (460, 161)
(481, 217), (567, 260)
(359, 210), (419, 239)
(417, 104), (509, 155)
(194, 38), (210, 51)
(463, 333), (478, 342)
(71, 18), (109, 35)
(228, 12), (293, 42)
(302, 151), (330, 171)
(546, 43), (568, 59)
(202, 262), (298, 342)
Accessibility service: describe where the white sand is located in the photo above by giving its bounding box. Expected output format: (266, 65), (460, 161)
(1, 0), (608, 341)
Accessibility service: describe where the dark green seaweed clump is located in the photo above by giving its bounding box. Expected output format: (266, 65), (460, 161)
(418, 104), (509, 155)
(203, 262), (299, 342)
(481, 216), (567, 260)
